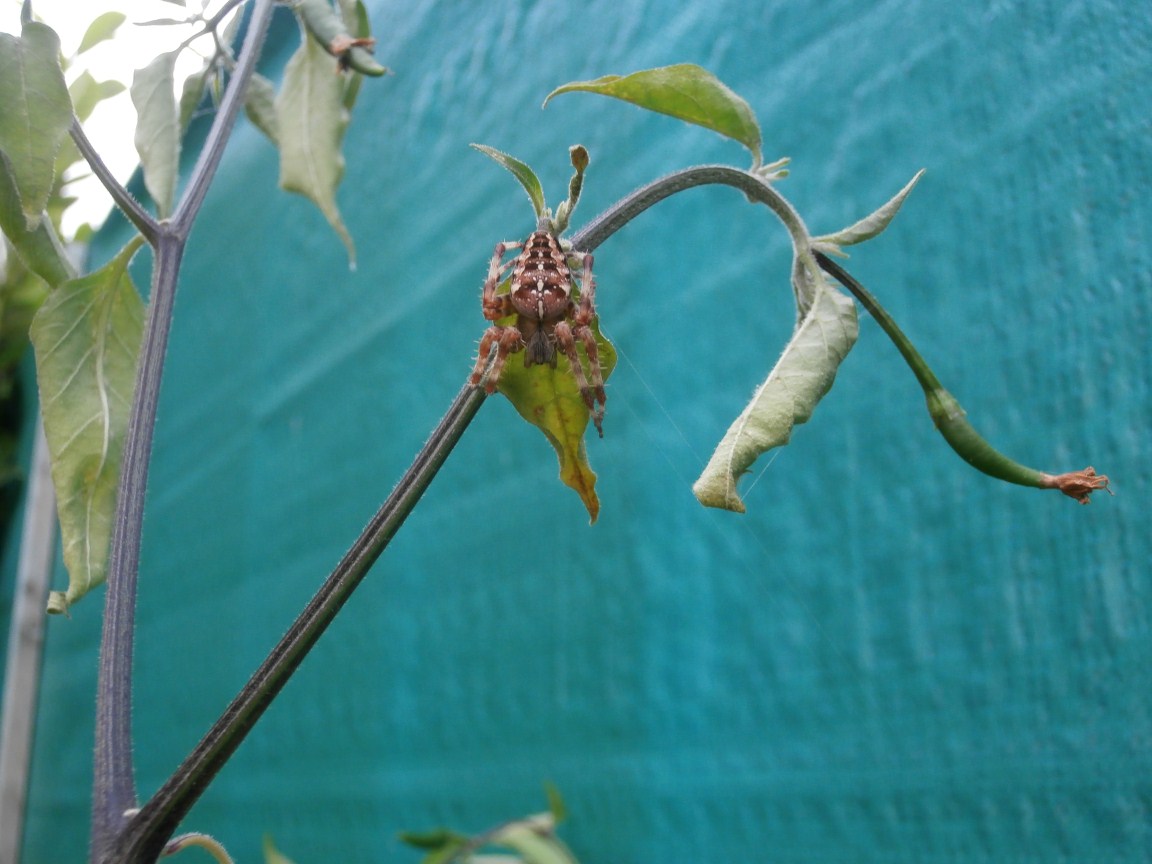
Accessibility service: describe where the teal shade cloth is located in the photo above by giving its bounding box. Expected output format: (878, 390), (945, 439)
(10, 1), (1149, 861)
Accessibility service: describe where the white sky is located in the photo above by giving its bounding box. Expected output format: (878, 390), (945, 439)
(0, 0), (235, 233)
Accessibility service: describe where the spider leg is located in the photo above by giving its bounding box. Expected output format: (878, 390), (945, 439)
(555, 320), (606, 437)
(471, 324), (523, 392)
(481, 241), (523, 321)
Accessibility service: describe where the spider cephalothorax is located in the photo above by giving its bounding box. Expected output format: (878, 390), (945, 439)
(470, 218), (607, 436)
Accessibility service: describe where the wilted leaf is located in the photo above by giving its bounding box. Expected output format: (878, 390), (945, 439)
(0, 156), (72, 287)
(494, 304), (616, 523)
(471, 144), (546, 220)
(813, 169), (925, 255)
(0, 22), (73, 227)
(693, 272), (857, 512)
(544, 64), (762, 166)
(77, 11), (126, 54)
(30, 237), (144, 612)
(131, 50), (180, 217)
(244, 72), (280, 144)
(276, 30), (355, 262)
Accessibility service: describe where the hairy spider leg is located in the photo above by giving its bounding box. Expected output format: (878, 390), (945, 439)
(480, 240), (523, 321)
(556, 252), (607, 436)
(472, 324), (524, 393)
(471, 240), (528, 389)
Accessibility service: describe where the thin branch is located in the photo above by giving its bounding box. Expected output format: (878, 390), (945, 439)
(104, 380), (489, 864)
(171, 0), (275, 235)
(70, 117), (158, 244)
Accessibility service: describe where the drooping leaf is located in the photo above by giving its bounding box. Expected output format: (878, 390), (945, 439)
(813, 169), (925, 256)
(693, 272), (858, 513)
(0, 22), (73, 227)
(244, 72), (280, 144)
(77, 11), (126, 54)
(494, 305), (616, 524)
(276, 29), (355, 262)
(131, 50), (180, 217)
(0, 156), (72, 287)
(544, 64), (763, 167)
(30, 237), (145, 612)
(471, 144), (546, 220)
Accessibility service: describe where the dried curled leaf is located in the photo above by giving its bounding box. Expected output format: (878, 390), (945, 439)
(693, 272), (858, 512)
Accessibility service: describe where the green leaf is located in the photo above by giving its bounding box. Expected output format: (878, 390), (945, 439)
(813, 169), (925, 255)
(131, 50), (180, 217)
(693, 272), (858, 513)
(544, 64), (763, 167)
(544, 782), (567, 824)
(0, 22), (73, 227)
(177, 62), (211, 130)
(276, 30), (355, 262)
(471, 144), (546, 220)
(244, 72), (280, 144)
(0, 156), (72, 287)
(495, 310), (616, 524)
(69, 70), (126, 123)
(398, 829), (470, 851)
(77, 11), (126, 54)
(30, 237), (145, 612)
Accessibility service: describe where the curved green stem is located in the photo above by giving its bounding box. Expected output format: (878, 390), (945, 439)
(814, 251), (1110, 503)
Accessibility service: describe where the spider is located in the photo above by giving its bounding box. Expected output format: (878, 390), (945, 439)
(470, 218), (607, 436)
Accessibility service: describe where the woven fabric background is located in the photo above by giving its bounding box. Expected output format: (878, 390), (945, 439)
(8, 1), (1149, 861)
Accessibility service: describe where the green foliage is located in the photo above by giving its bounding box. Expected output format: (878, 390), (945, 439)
(131, 50), (180, 217)
(401, 795), (579, 864)
(0, 21), (73, 227)
(545, 63), (763, 168)
(471, 144), (547, 221)
(276, 23), (356, 262)
(30, 237), (144, 613)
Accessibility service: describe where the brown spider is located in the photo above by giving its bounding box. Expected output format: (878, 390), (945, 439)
(470, 219), (607, 436)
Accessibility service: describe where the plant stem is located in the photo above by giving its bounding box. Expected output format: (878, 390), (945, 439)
(89, 2), (277, 861)
(107, 381), (488, 864)
(70, 118), (158, 244)
(91, 231), (185, 859)
(173, 0), (274, 236)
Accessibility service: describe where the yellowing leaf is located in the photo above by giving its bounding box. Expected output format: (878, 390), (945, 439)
(494, 311), (616, 524)
(31, 237), (144, 612)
